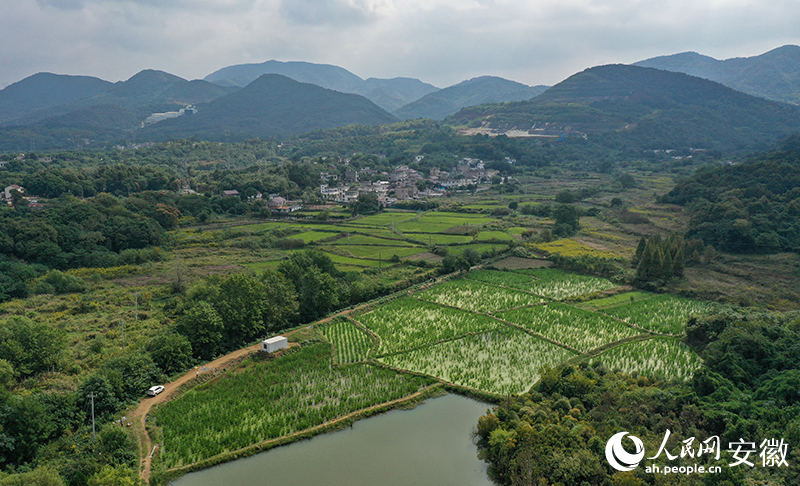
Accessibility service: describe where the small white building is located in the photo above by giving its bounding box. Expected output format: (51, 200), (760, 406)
(262, 336), (288, 353)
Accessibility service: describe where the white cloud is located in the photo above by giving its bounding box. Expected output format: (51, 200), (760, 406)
(2, 0), (799, 89)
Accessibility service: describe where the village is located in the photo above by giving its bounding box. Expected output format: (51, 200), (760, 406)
(317, 156), (504, 205)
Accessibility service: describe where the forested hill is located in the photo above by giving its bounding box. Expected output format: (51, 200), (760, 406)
(395, 76), (547, 121)
(141, 74), (399, 141)
(0, 73), (113, 126)
(661, 135), (800, 253)
(635, 45), (800, 105)
(448, 64), (800, 154)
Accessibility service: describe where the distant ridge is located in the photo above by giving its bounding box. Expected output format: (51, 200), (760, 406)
(394, 76), (548, 121)
(0, 73), (113, 126)
(635, 45), (800, 105)
(141, 74), (399, 141)
(204, 60), (439, 112)
(447, 64), (800, 153)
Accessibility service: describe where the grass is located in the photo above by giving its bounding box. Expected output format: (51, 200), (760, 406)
(530, 238), (619, 259)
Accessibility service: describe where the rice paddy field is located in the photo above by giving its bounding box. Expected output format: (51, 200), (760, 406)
(589, 337), (703, 380)
(497, 303), (642, 353)
(414, 278), (545, 313)
(597, 294), (716, 335)
(380, 327), (578, 395)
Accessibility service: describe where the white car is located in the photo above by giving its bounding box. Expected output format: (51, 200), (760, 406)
(147, 385), (165, 396)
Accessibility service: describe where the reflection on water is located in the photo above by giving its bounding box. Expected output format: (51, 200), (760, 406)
(170, 393), (493, 486)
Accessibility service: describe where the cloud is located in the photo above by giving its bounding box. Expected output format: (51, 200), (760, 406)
(2, 0), (799, 90)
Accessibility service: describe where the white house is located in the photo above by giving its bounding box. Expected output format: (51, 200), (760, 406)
(262, 336), (288, 353)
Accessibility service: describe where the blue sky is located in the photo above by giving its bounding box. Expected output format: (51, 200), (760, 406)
(2, 0), (799, 88)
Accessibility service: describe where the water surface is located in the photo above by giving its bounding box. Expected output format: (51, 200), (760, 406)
(170, 393), (493, 486)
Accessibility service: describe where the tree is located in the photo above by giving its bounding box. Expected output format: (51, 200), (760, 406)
(349, 192), (380, 216)
(177, 301), (224, 360)
(147, 333), (193, 375)
(0, 317), (66, 378)
(0, 466), (65, 486)
(214, 274), (268, 346)
(76, 375), (121, 424)
(260, 270), (298, 333)
(87, 465), (139, 486)
(552, 204), (580, 237)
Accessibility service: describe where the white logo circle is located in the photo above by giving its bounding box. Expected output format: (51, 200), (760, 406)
(605, 432), (645, 471)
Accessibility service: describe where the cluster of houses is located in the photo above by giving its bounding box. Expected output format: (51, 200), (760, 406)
(318, 158), (501, 205)
(220, 189), (302, 214)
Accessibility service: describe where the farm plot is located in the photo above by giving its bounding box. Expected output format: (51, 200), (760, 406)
(600, 294), (714, 335)
(338, 245), (426, 260)
(156, 344), (431, 468)
(381, 327), (577, 395)
(590, 337), (702, 381)
(396, 213), (494, 233)
(476, 230), (515, 241)
(328, 235), (416, 246)
(356, 297), (501, 355)
(348, 212), (417, 227)
(292, 231), (341, 243)
(415, 278), (544, 313)
(466, 269), (538, 289)
(322, 319), (374, 364)
(497, 303), (642, 353)
(516, 268), (617, 300)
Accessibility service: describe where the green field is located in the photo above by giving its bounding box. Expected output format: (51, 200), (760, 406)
(156, 344), (432, 468)
(600, 294), (714, 334)
(415, 278), (544, 313)
(497, 303), (642, 352)
(356, 297), (501, 354)
(322, 319), (374, 364)
(590, 337), (703, 380)
(516, 268), (617, 300)
(381, 327), (577, 395)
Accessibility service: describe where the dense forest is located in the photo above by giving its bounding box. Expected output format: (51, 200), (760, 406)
(662, 135), (800, 253)
(476, 309), (800, 486)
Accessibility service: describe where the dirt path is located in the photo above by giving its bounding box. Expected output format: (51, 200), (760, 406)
(133, 342), (264, 484)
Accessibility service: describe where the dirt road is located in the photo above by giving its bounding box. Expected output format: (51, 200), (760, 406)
(132, 342), (263, 484)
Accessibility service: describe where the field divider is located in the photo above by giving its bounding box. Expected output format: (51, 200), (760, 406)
(159, 383), (447, 482)
(562, 333), (655, 366)
(372, 327), (504, 360)
(487, 316), (584, 355)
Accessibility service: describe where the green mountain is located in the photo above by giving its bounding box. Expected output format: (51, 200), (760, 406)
(203, 60), (439, 112)
(0, 73), (113, 126)
(447, 64), (800, 153)
(635, 45), (800, 105)
(394, 76), (548, 121)
(355, 77), (440, 112)
(141, 74), (399, 141)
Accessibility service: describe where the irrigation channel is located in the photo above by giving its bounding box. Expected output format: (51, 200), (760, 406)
(169, 394), (493, 486)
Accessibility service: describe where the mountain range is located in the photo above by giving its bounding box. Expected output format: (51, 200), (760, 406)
(0, 45), (799, 152)
(448, 64), (800, 152)
(635, 45), (800, 105)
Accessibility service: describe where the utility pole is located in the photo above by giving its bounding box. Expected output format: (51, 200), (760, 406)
(121, 321), (125, 352)
(89, 392), (96, 441)
(134, 292), (138, 321)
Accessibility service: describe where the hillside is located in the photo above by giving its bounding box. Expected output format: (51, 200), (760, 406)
(0, 73), (113, 126)
(204, 60), (439, 112)
(394, 76), (547, 121)
(447, 64), (800, 153)
(635, 45), (800, 105)
(142, 74), (399, 141)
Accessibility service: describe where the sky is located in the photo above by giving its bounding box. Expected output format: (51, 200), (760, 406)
(2, 0), (799, 89)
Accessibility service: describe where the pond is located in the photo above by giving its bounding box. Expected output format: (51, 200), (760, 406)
(169, 393), (494, 486)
